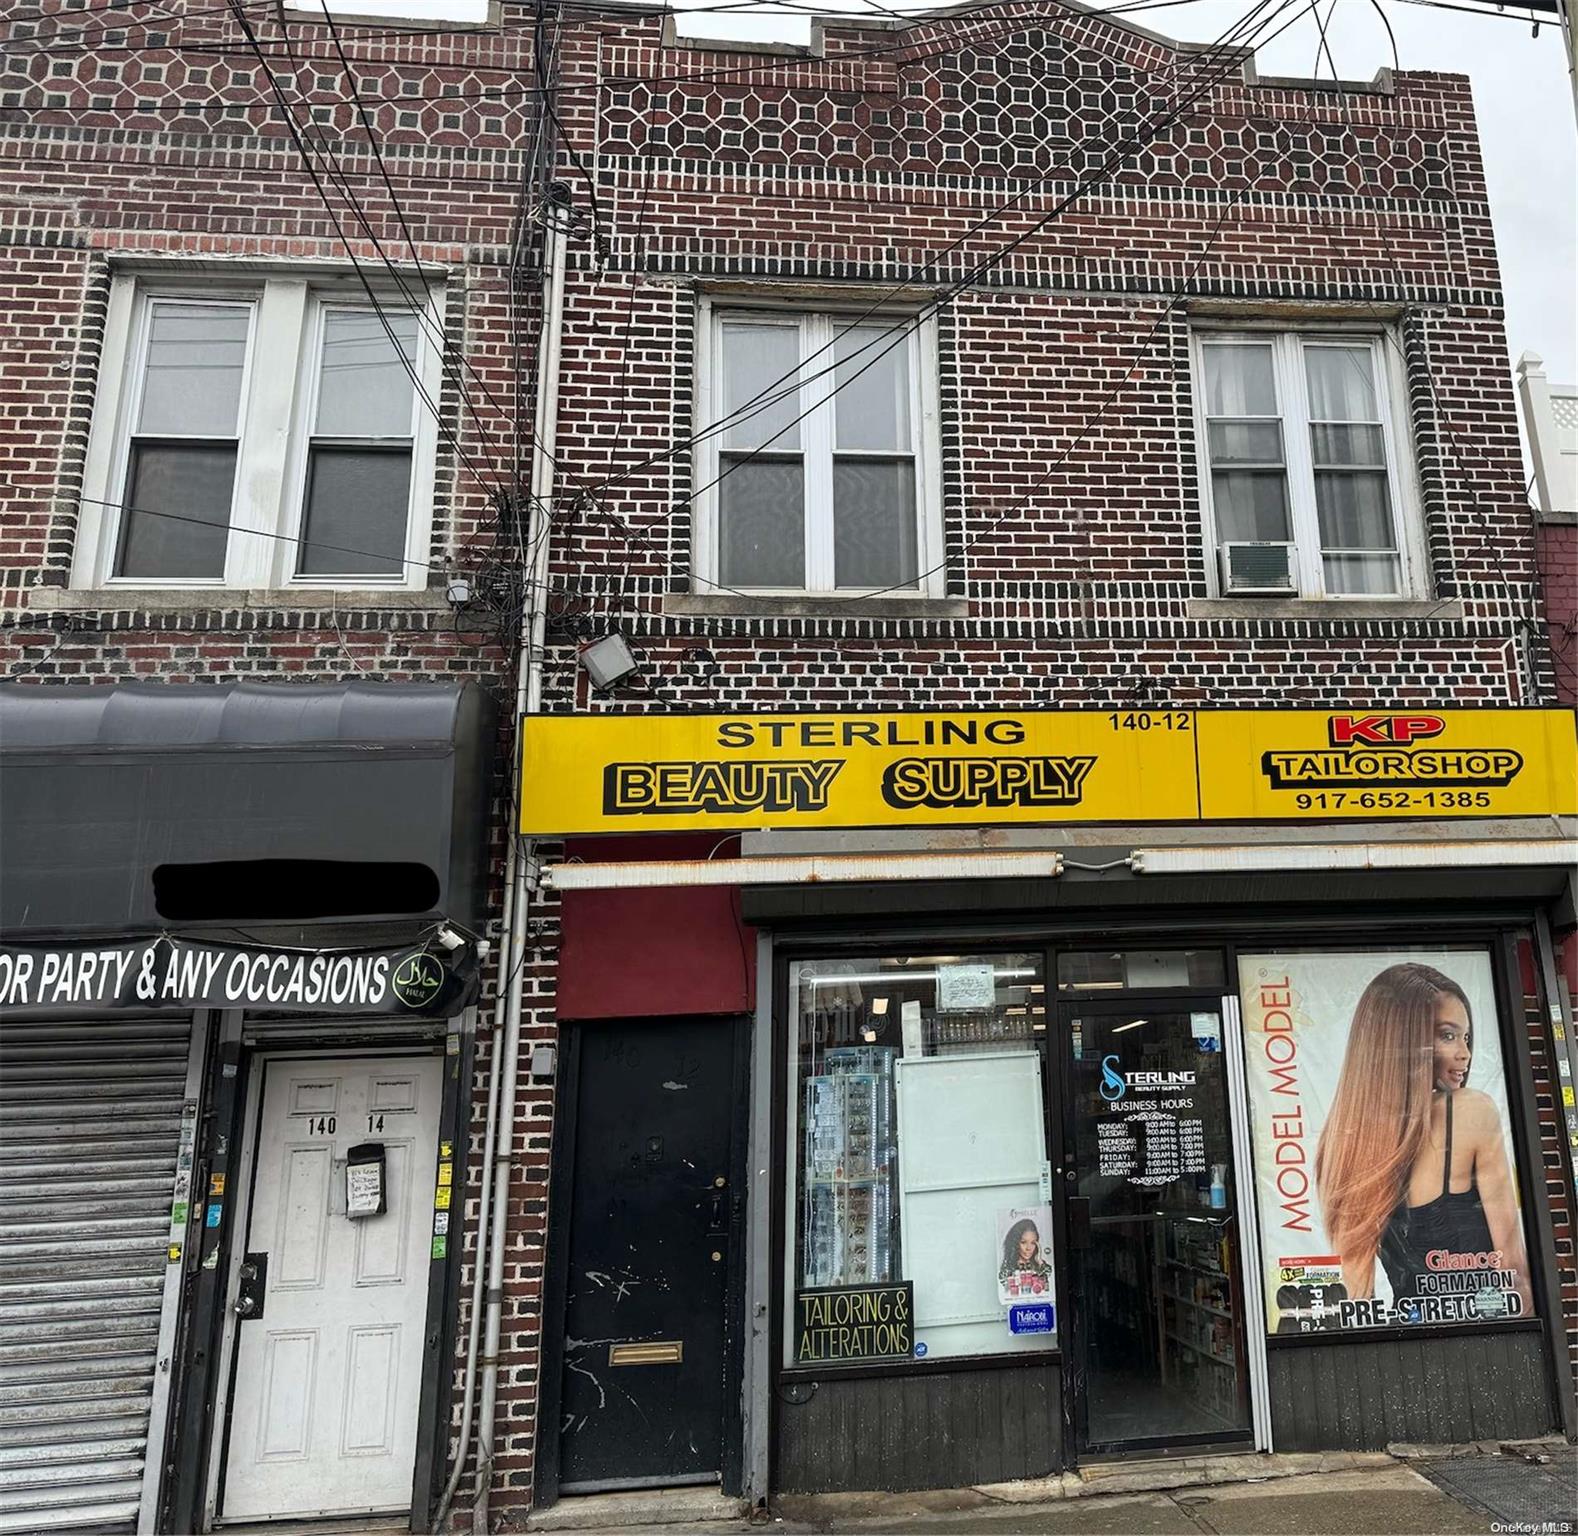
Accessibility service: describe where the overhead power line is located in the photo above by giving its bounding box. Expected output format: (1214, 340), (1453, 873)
(221, 0), (507, 502)
(574, 0), (1309, 526)
(514, 0), (1319, 617)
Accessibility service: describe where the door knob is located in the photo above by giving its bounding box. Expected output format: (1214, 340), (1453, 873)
(233, 1250), (268, 1319)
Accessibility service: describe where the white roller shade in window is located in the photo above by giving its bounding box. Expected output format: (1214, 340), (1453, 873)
(894, 1050), (1049, 1358)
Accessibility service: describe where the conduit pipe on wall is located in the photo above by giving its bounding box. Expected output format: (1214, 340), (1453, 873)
(472, 182), (571, 1536)
(431, 182), (572, 1536)
(430, 845), (513, 1532)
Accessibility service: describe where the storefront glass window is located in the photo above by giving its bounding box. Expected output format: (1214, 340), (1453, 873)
(785, 952), (1054, 1367)
(1238, 947), (1533, 1335)
(1058, 949), (1226, 992)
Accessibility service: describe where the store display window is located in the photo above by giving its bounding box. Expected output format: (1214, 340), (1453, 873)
(1238, 946), (1534, 1335)
(784, 952), (1055, 1367)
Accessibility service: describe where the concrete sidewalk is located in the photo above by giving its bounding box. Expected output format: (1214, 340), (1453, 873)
(524, 1442), (1576, 1535)
(773, 1467), (1496, 1534)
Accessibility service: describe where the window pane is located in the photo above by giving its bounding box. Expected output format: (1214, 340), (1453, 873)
(297, 445), (412, 577)
(1323, 552), (1401, 595)
(834, 459), (917, 589)
(788, 953), (1051, 1366)
(1203, 342), (1277, 417)
(1310, 423), (1386, 467)
(1207, 421), (1284, 465)
(1212, 469), (1292, 543)
(1315, 470), (1396, 551)
(720, 322), (801, 452)
(117, 441), (235, 578)
(834, 325), (911, 452)
(1057, 949), (1226, 991)
(1304, 344), (1379, 421)
(137, 302), (250, 437)
(315, 309), (419, 439)
(719, 455), (804, 587)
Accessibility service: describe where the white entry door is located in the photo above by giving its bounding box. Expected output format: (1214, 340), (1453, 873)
(222, 1055), (442, 1521)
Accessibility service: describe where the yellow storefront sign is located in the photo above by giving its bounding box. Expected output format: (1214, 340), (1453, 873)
(519, 708), (1576, 835)
(520, 710), (1199, 834)
(1197, 708), (1576, 822)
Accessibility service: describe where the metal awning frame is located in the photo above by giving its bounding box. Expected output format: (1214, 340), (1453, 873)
(540, 838), (1575, 890)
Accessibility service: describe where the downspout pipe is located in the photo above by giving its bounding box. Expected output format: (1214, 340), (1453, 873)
(429, 838), (516, 1531)
(470, 180), (573, 1536)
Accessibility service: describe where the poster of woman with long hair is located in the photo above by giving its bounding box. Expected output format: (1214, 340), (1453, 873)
(1239, 950), (1530, 1333)
(996, 1206), (1054, 1306)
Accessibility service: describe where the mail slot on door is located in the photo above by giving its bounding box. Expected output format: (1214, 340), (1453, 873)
(346, 1142), (387, 1218)
(608, 1340), (683, 1366)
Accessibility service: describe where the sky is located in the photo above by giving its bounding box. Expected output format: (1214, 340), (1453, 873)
(668, 0), (1578, 383)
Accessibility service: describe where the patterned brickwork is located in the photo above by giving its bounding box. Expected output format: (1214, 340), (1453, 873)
(0, 0), (1569, 1519)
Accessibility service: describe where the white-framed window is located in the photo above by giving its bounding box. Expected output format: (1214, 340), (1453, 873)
(1192, 328), (1424, 598)
(73, 272), (444, 591)
(693, 301), (944, 596)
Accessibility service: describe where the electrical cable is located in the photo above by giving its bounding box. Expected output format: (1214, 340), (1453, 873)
(594, 0), (1547, 637)
(265, 13), (511, 455)
(15, 1), (1540, 694)
(14, 0), (1314, 677)
(283, 0), (526, 473)
(1, 0), (1236, 128)
(492, 0), (1309, 643)
(0, 0), (1253, 64)
(575, 0), (1298, 505)
(455, 0), (1293, 581)
(67, 491), (509, 578)
(571, 0), (1308, 541)
(1304, 0), (1553, 691)
(222, 0), (512, 506)
(530, 0), (1313, 647)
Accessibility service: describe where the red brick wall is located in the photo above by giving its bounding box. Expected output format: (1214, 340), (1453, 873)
(1, 0), (1571, 1515)
(1536, 521), (1577, 711)
(0, 4), (529, 1519)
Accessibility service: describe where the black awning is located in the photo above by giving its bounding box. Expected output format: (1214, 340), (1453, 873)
(0, 680), (496, 940)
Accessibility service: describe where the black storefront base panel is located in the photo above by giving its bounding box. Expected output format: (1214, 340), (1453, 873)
(1267, 1326), (1555, 1451)
(774, 1361), (1063, 1493)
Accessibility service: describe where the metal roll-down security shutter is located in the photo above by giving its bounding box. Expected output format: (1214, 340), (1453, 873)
(0, 1017), (195, 1533)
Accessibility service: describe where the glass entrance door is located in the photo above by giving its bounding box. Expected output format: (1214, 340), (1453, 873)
(1063, 1004), (1252, 1453)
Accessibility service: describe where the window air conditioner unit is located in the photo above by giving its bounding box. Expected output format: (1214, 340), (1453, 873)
(1220, 542), (1296, 595)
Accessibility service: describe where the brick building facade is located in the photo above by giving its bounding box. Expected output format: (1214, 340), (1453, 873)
(1, 1), (1574, 1530)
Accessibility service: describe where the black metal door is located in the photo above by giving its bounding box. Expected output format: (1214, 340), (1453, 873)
(559, 1017), (737, 1489)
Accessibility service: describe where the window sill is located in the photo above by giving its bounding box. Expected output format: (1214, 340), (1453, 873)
(33, 586), (452, 613)
(664, 593), (968, 620)
(779, 1347), (1060, 1382)
(1185, 597), (1464, 622)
